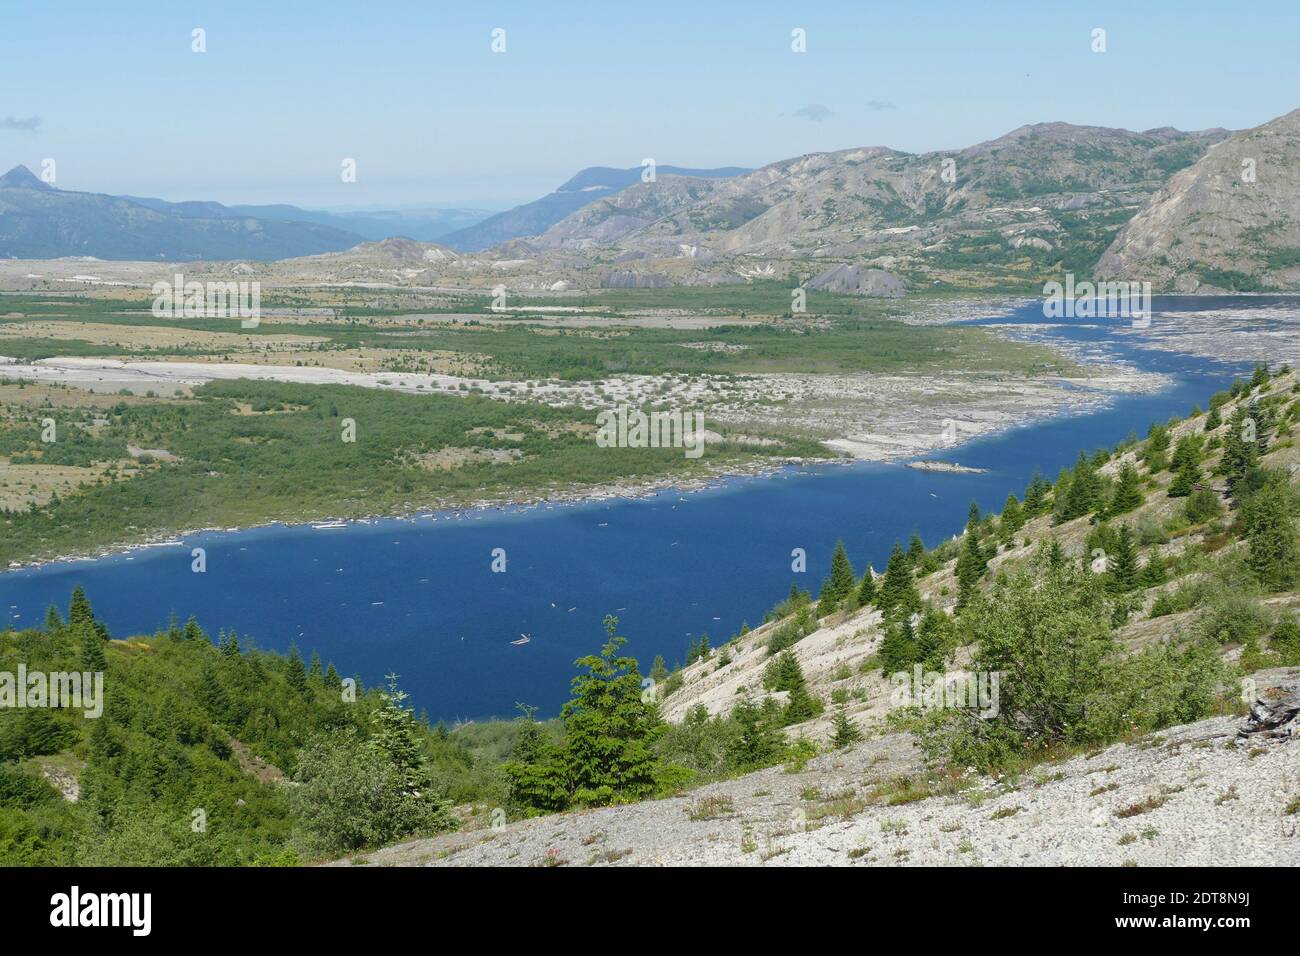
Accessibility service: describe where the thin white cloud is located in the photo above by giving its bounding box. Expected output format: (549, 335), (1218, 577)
(0, 115), (41, 132)
(867, 100), (897, 111)
(793, 104), (834, 123)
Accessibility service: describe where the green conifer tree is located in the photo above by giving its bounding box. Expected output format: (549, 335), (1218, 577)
(816, 576), (837, 617)
(727, 697), (786, 772)
(370, 674), (426, 793)
(286, 644), (308, 693)
(80, 625), (107, 671)
(915, 605), (957, 668)
(876, 542), (921, 617)
(782, 669), (821, 726)
(502, 705), (569, 815)
(198, 662), (230, 722)
(1242, 478), (1300, 591)
(1222, 405), (1261, 494)
(1144, 424), (1172, 472)
(1108, 462), (1144, 516)
(877, 617), (919, 675)
(907, 533), (926, 567)
(999, 493), (1024, 543)
(88, 712), (118, 759)
(956, 531), (989, 611)
(1251, 400), (1273, 456)
(1058, 452), (1099, 521)
(1023, 471), (1050, 516)
(1107, 524), (1140, 593)
(68, 585), (93, 631)
(831, 704), (862, 749)
(1168, 435), (1202, 497)
(1138, 556), (1167, 589)
(828, 539), (856, 604)
(560, 616), (664, 807)
(856, 568), (877, 607)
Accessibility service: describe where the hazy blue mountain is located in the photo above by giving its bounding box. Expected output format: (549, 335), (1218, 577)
(0, 166), (366, 261)
(439, 165), (751, 252)
(120, 196), (494, 243)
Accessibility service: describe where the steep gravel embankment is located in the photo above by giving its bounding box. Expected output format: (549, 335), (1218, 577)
(340, 680), (1299, 867)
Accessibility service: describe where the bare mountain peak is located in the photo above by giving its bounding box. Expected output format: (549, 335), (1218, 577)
(1098, 107), (1300, 290)
(0, 164), (52, 190)
(978, 121), (1113, 144)
(964, 121), (1230, 157)
(327, 237), (460, 263)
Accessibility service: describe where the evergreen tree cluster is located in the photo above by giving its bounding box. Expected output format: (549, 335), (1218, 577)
(761, 650), (824, 725)
(0, 588), (461, 864)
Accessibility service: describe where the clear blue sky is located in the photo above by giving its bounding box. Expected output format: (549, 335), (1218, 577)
(2, 0), (1296, 208)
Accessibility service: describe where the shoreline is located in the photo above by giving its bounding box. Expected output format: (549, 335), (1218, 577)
(0, 316), (1178, 578)
(0, 365), (1154, 576)
(0, 453), (847, 578)
(0, 359), (1148, 577)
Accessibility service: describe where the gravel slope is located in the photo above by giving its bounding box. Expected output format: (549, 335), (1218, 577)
(338, 702), (1300, 867)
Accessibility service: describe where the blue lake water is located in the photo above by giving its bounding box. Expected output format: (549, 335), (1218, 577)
(1, 297), (1293, 720)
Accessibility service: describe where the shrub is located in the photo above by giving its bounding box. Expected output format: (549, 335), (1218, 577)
(1194, 591), (1272, 646)
(653, 706), (772, 791)
(291, 729), (453, 856)
(1272, 614), (1300, 665)
(1184, 488), (1223, 524)
(0, 763), (59, 809)
(766, 606), (816, 656)
(913, 561), (1223, 770)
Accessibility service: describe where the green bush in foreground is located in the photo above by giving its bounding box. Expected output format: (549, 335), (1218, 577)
(910, 561), (1227, 770)
(291, 727), (452, 856)
(503, 616), (671, 814)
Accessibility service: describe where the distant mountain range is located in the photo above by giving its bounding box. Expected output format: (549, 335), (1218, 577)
(118, 197), (494, 244)
(7, 111), (1300, 293)
(0, 165), (493, 261)
(515, 124), (1233, 289)
(0, 162), (748, 262)
(438, 165), (751, 251)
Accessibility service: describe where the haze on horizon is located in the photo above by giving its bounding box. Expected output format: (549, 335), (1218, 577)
(2, 0), (1297, 209)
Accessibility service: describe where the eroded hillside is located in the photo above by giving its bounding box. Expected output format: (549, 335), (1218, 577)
(1098, 109), (1300, 292)
(661, 369), (1300, 743)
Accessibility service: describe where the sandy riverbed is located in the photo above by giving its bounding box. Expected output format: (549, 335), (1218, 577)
(0, 351), (1165, 464)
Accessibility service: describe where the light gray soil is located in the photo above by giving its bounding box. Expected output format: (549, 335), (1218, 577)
(335, 711), (1300, 867)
